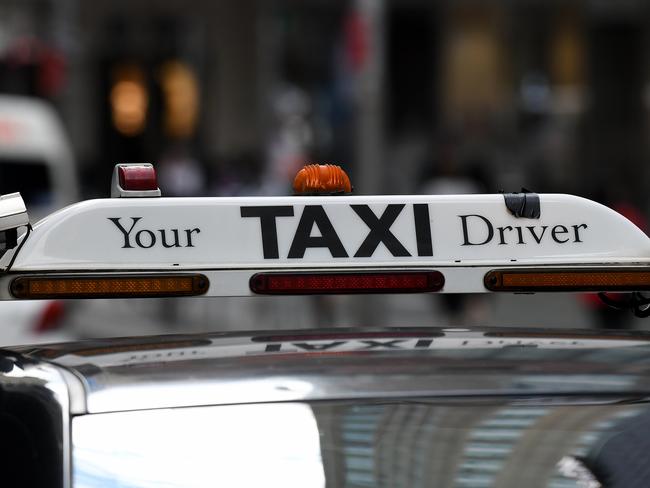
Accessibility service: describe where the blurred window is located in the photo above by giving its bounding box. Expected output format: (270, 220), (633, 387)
(0, 159), (52, 206)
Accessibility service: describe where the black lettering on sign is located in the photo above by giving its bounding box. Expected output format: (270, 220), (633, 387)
(185, 228), (201, 247)
(352, 204), (411, 257)
(413, 204), (433, 256)
(573, 224), (588, 242)
(159, 229), (181, 248)
(527, 226), (548, 244)
(497, 226), (513, 245)
(109, 217), (142, 248)
(109, 217), (201, 249)
(551, 225), (569, 243)
(240, 206), (294, 259)
(516, 226), (525, 244)
(288, 206), (348, 258)
(135, 229), (156, 248)
(460, 215), (494, 246)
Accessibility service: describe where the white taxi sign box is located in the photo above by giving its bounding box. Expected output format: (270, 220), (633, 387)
(0, 193), (649, 297)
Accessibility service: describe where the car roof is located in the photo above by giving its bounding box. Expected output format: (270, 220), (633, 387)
(11, 326), (650, 414)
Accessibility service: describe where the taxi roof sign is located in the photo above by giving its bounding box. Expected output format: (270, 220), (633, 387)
(5, 193), (648, 267)
(0, 165), (649, 298)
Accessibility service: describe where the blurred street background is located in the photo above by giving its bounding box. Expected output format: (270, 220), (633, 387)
(1, 0), (650, 342)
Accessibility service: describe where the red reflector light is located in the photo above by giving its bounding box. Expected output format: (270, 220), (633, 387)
(484, 268), (650, 292)
(118, 165), (158, 191)
(250, 271), (444, 295)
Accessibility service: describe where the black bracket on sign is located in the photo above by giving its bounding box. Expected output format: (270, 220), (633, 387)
(502, 188), (540, 219)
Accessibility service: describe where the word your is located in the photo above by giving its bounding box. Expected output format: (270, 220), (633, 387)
(109, 217), (201, 248)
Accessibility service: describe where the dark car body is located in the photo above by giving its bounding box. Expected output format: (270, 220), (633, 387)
(3, 326), (650, 487)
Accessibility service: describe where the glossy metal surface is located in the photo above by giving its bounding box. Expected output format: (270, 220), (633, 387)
(72, 399), (650, 487)
(13, 327), (650, 414)
(0, 352), (83, 488)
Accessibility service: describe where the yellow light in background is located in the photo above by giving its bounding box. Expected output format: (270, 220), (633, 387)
(442, 7), (508, 118)
(159, 60), (199, 139)
(550, 9), (585, 87)
(110, 65), (149, 137)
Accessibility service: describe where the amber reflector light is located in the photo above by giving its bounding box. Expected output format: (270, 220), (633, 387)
(293, 164), (352, 195)
(484, 268), (650, 292)
(11, 274), (209, 299)
(251, 271), (444, 295)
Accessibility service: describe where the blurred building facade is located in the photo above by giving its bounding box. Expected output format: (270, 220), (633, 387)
(0, 0), (649, 209)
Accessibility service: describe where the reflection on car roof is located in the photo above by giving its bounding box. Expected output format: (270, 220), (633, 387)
(12, 327), (650, 414)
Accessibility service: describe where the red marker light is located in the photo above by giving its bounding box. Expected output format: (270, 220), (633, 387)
(112, 163), (161, 197)
(250, 271), (444, 295)
(118, 164), (158, 191)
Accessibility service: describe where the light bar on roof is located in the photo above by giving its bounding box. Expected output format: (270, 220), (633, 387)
(0, 190), (649, 298)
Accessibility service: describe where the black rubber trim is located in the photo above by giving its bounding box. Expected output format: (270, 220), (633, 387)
(503, 190), (541, 219)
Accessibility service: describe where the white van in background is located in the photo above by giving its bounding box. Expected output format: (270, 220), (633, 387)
(0, 95), (77, 343)
(0, 94), (79, 217)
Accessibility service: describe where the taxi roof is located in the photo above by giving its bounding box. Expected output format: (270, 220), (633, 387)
(12, 327), (650, 415)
